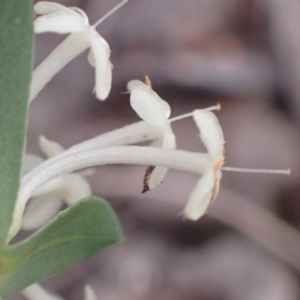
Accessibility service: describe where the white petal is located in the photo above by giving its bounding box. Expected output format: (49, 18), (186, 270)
(193, 110), (224, 162)
(146, 167), (168, 191)
(32, 174), (91, 206)
(162, 127), (176, 149)
(69, 8), (89, 26)
(88, 29), (111, 100)
(59, 174), (92, 205)
(83, 286), (97, 300)
(129, 82), (170, 127)
(34, 2), (70, 15)
(87, 49), (95, 67)
(22, 154), (43, 175)
(183, 169), (221, 221)
(127, 80), (171, 118)
(34, 11), (87, 34)
(22, 195), (63, 230)
(149, 137), (163, 148)
(160, 98), (171, 119)
(147, 129), (176, 189)
(22, 283), (64, 300)
(22, 173), (91, 230)
(127, 79), (144, 92)
(39, 136), (64, 158)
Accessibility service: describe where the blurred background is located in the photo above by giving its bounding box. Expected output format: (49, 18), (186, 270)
(15, 0), (300, 299)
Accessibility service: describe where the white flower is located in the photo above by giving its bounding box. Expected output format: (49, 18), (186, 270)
(8, 80), (220, 240)
(21, 136), (91, 231)
(127, 78), (176, 191)
(30, 1), (129, 101)
(125, 83), (225, 219)
(183, 110), (224, 220)
(7, 80), (290, 242)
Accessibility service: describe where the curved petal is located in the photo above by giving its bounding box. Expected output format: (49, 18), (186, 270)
(59, 174), (92, 205)
(160, 99), (171, 119)
(127, 80), (171, 119)
(183, 169), (221, 221)
(88, 29), (111, 100)
(22, 195), (63, 230)
(84, 286), (97, 300)
(34, 11), (87, 34)
(193, 110), (224, 162)
(145, 167), (167, 192)
(146, 129), (176, 190)
(129, 81), (170, 127)
(32, 174), (91, 206)
(34, 2), (70, 15)
(22, 173), (91, 230)
(39, 136), (64, 158)
(87, 49), (95, 67)
(127, 79), (143, 92)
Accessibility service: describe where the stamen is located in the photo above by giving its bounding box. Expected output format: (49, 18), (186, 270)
(221, 166), (291, 175)
(169, 103), (221, 123)
(93, 0), (129, 28)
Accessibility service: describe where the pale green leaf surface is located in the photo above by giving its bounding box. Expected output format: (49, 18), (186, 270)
(0, 0), (33, 246)
(0, 197), (123, 299)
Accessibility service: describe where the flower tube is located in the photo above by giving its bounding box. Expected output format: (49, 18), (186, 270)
(7, 145), (212, 243)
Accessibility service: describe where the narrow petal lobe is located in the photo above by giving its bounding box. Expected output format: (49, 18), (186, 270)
(183, 169), (221, 220)
(39, 136), (64, 158)
(34, 2), (70, 15)
(129, 81), (170, 127)
(22, 196), (63, 230)
(34, 12), (87, 34)
(193, 110), (224, 162)
(89, 29), (111, 100)
(146, 129), (176, 190)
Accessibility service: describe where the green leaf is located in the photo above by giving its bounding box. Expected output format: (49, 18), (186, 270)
(0, 0), (33, 247)
(0, 197), (123, 299)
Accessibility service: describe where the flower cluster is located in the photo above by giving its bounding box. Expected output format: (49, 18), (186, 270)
(13, 0), (290, 254)
(14, 1), (290, 300)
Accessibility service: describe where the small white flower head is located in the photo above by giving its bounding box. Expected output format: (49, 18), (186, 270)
(34, 1), (112, 100)
(183, 109), (225, 220)
(127, 76), (176, 191)
(21, 136), (91, 231)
